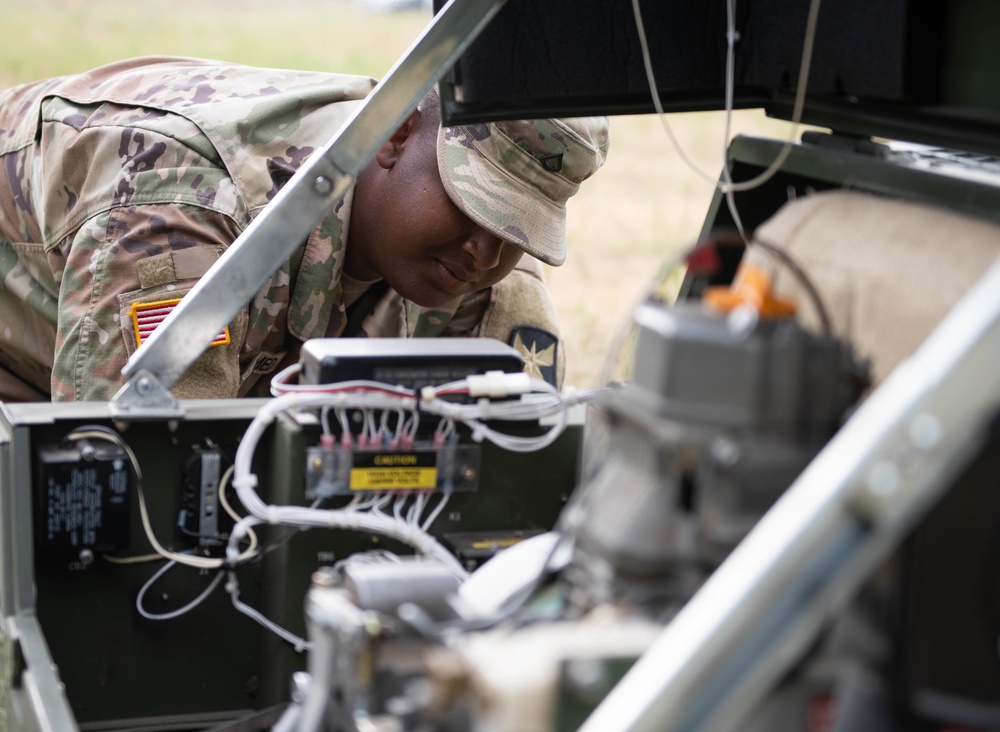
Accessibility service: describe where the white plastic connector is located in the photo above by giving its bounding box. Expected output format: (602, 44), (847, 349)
(467, 371), (532, 398)
(232, 473), (258, 491)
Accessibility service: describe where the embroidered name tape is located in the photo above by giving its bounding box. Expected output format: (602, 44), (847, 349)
(130, 298), (230, 348)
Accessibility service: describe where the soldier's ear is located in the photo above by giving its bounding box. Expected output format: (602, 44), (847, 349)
(375, 109), (419, 169)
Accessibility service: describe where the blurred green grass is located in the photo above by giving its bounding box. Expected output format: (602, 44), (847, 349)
(0, 0), (796, 388)
(0, 0), (428, 84)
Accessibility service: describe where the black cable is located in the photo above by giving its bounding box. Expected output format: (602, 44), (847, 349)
(751, 238), (834, 334)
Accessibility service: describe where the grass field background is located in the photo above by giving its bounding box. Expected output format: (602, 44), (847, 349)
(0, 0), (796, 388)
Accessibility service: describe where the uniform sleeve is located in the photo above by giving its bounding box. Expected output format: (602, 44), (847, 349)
(473, 257), (566, 389)
(51, 203), (246, 401)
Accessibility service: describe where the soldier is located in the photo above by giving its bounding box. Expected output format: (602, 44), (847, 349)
(0, 57), (609, 402)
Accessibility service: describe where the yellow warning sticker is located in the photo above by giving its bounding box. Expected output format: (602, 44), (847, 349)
(349, 451), (439, 490)
(350, 467), (438, 490)
(470, 537), (524, 550)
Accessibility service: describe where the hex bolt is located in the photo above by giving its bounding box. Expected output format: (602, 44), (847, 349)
(313, 176), (333, 196)
(710, 437), (741, 468)
(290, 671), (311, 703)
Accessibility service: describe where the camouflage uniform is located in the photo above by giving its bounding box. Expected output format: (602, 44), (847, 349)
(0, 57), (568, 402)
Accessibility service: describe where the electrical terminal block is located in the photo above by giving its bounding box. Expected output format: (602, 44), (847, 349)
(305, 441), (481, 498)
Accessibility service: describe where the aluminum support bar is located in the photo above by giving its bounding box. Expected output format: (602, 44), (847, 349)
(8, 616), (79, 732)
(580, 255), (1000, 732)
(119, 0), (506, 394)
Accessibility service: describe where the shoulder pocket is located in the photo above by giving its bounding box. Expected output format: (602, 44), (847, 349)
(118, 284), (247, 399)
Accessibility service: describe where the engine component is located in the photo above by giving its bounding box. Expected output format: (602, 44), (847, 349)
(335, 556), (463, 620)
(568, 281), (867, 612)
(425, 613), (663, 732)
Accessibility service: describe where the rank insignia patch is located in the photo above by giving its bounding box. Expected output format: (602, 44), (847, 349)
(130, 298), (230, 348)
(509, 325), (558, 386)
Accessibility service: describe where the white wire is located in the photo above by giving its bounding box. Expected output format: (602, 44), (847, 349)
(225, 572), (311, 652)
(378, 409), (392, 444)
(270, 362), (303, 396)
(422, 492), (451, 532)
(365, 409), (378, 444)
(352, 493), (380, 511)
(337, 407), (352, 442)
(631, 0), (719, 187)
(408, 492), (426, 527)
(721, 0), (824, 194)
(218, 464), (258, 555)
(227, 379), (607, 582)
(65, 429), (237, 570)
(720, 0), (751, 242)
(631, 0), (825, 200)
(228, 503), (467, 578)
(219, 375), (604, 648)
(408, 412), (420, 441)
(136, 560), (225, 621)
(104, 552), (163, 565)
(371, 493), (392, 519)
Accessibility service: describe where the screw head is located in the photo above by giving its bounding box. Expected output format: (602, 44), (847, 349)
(313, 176), (333, 196)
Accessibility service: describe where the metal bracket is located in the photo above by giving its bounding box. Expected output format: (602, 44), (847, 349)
(107, 370), (184, 421)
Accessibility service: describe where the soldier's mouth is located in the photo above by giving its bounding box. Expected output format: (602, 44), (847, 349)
(433, 259), (476, 293)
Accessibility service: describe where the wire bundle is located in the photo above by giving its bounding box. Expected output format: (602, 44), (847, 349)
(69, 373), (603, 648)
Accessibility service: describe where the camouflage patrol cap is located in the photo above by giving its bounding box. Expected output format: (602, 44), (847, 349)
(437, 117), (610, 266)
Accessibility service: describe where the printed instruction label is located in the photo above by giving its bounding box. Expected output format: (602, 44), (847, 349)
(350, 452), (438, 490)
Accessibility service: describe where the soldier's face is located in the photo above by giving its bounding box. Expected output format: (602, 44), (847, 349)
(347, 112), (524, 308)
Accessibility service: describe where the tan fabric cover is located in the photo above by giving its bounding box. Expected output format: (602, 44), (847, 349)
(743, 190), (1000, 385)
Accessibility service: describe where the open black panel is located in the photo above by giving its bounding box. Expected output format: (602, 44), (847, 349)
(437, 0), (1000, 153)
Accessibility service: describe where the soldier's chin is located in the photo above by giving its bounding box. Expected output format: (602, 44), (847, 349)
(409, 287), (460, 309)
(381, 277), (452, 309)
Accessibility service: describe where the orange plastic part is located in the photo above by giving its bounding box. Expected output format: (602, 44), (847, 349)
(702, 264), (797, 318)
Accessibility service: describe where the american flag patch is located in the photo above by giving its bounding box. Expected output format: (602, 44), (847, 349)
(130, 298), (230, 348)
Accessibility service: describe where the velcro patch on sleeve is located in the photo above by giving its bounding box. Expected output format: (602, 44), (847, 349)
(130, 298), (230, 348)
(137, 249), (221, 289)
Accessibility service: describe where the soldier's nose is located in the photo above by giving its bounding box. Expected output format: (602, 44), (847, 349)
(462, 229), (504, 270)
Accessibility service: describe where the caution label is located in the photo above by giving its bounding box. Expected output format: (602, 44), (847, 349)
(350, 452), (438, 491)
